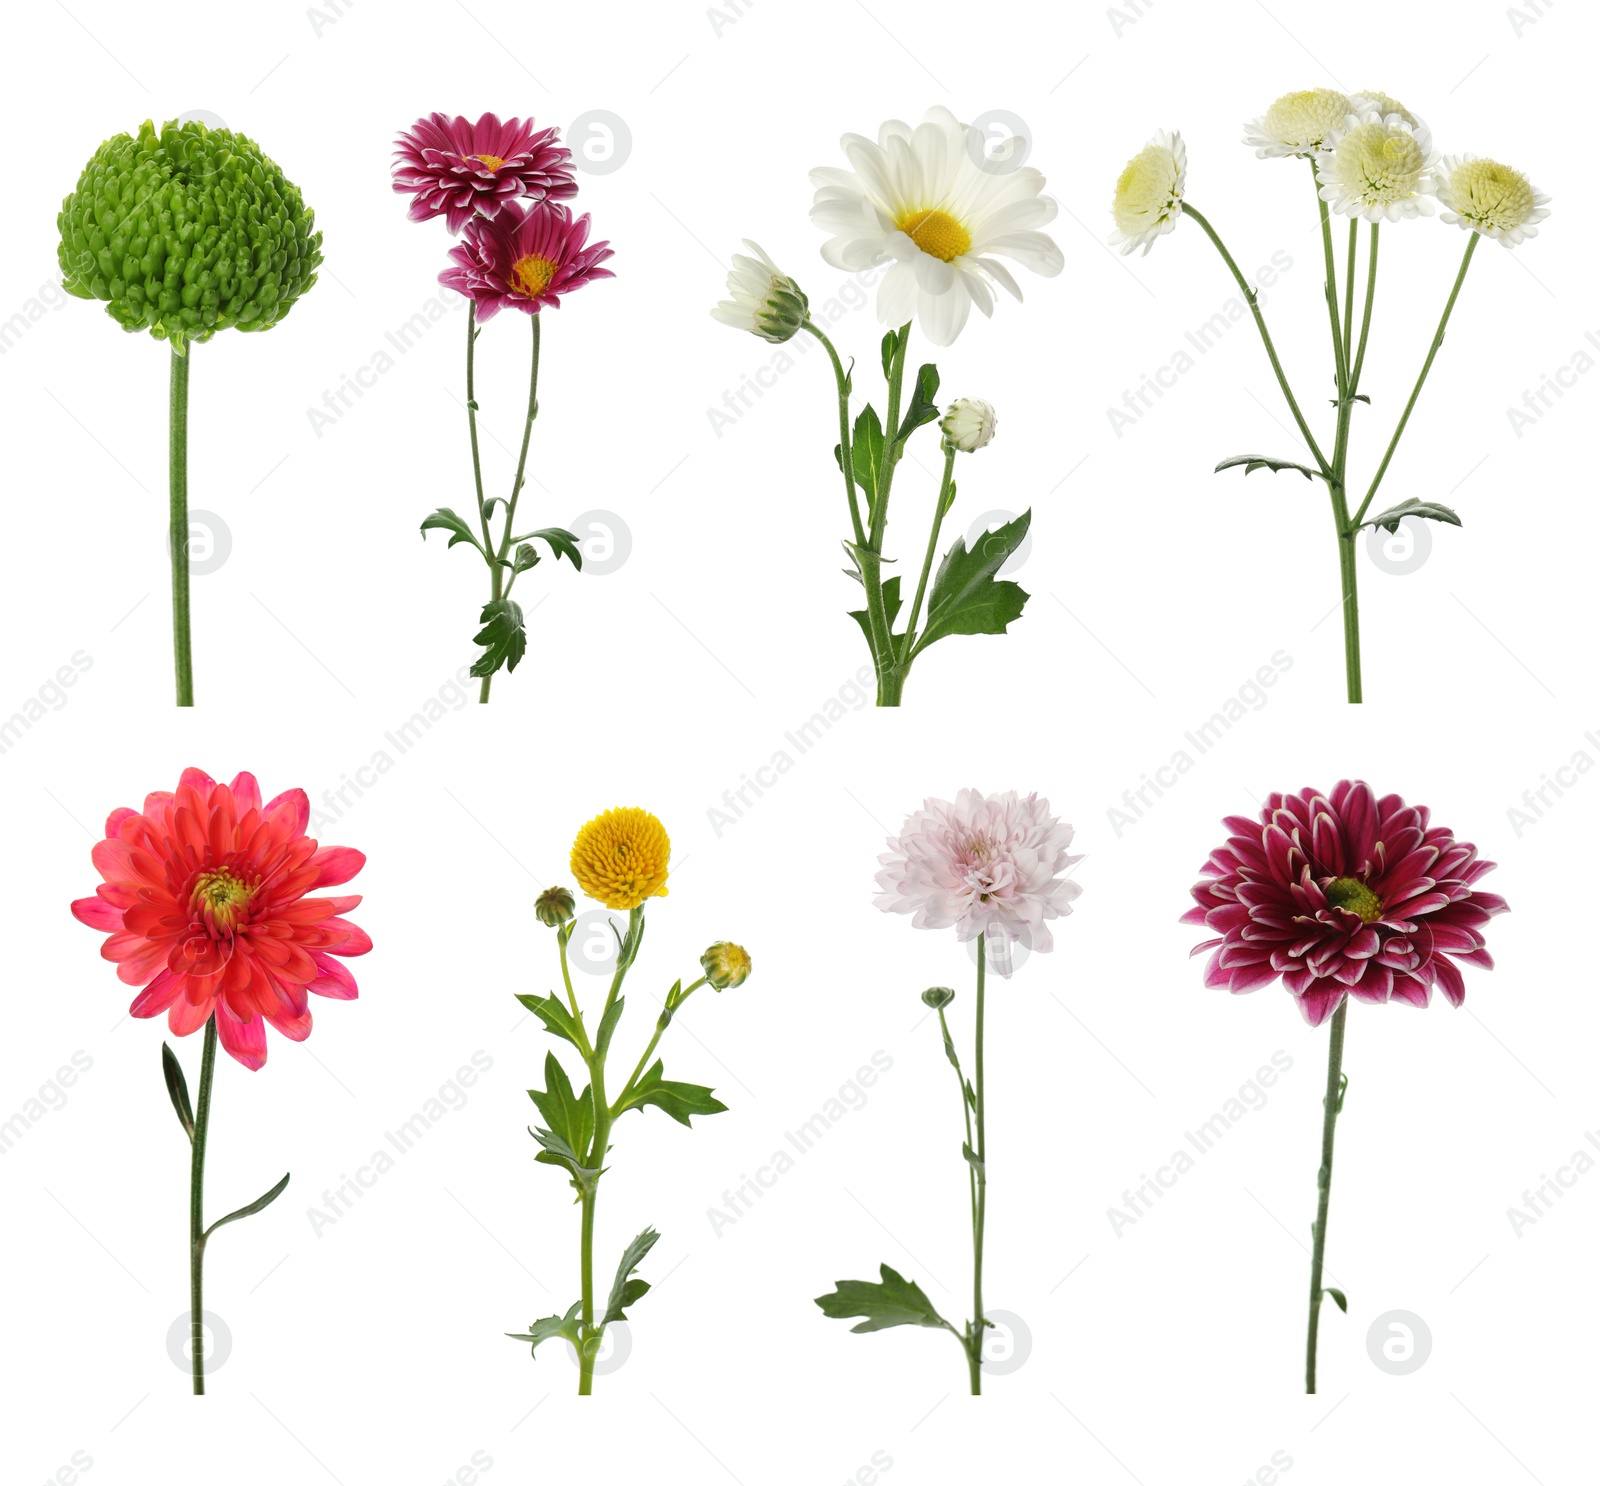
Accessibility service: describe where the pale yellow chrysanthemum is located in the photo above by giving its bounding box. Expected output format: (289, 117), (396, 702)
(1109, 130), (1186, 256)
(1244, 90), (1352, 158)
(1350, 91), (1422, 129)
(1432, 155), (1551, 247)
(1316, 116), (1438, 222)
(570, 808), (671, 910)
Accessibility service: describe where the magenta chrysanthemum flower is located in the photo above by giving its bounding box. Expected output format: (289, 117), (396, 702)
(392, 112), (576, 233)
(874, 789), (1082, 975)
(1183, 780), (1507, 1025)
(439, 201), (615, 319)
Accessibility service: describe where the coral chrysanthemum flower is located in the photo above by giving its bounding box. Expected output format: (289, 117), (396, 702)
(439, 201), (614, 319)
(70, 768), (371, 1071)
(571, 808), (671, 910)
(809, 105), (1063, 346)
(874, 789), (1083, 976)
(1182, 781), (1507, 1026)
(392, 112), (576, 233)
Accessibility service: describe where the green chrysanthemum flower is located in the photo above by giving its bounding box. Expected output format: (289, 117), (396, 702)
(57, 118), (321, 352)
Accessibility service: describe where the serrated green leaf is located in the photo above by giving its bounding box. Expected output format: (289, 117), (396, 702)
(202, 1172), (290, 1243)
(470, 597), (526, 680)
(616, 1059), (727, 1127)
(528, 1051), (595, 1175)
(894, 362), (941, 447)
(910, 511), (1032, 657)
(420, 507), (486, 554)
(814, 1264), (951, 1334)
(603, 1227), (660, 1326)
(846, 574), (903, 656)
(161, 1042), (194, 1143)
(1214, 454), (1319, 482)
(507, 1300), (583, 1356)
(515, 992), (585, 1050)
(1324, 1287), (1348, 1314)
(523, 526), (584, 569)
(1359, 498), (1462, 535)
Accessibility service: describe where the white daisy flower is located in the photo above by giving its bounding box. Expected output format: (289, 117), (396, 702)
(711, 240), (809, 343)
(1315, 113), (1438, 222)
(1244, 89), (1352, 158)
(1109, 129), (1186, 256)
(941, 397), (997, 452)
(808, 105), (1063, 347)
(1432, 155), (1551, 247)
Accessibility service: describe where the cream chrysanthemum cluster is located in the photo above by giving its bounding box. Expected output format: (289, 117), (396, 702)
(1433, 154), (1551, 246)
(1315, 107), (1438, 222)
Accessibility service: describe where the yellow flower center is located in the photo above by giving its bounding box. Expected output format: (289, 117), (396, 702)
(1449, 158), (1536, 230)
(1324, 876), (1383, 924)
(511, 254), (558, 297)
(1337, 121), (1425, 202)
(1113, 145), (1183, 234)
(896, 207), (971, 263)
(192, 868), (252, 929)
(473, 153), (506, 170)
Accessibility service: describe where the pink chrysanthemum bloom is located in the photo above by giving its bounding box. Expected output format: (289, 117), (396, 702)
(439, 201), (615, 319)
(874, 789), (1083, 975)
(1183, 780), (1507, 1025)
(71, 768), (372, 1071)
(392, 111), (577, 233)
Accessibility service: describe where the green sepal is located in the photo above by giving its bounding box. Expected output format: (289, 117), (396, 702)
(420, 507), (486, 554)
(614, 1059), (727, 1127)
(470, 598), (526, 680)
(910, 511), (1032, 658)
(161, 1042), (195, 1143)
(814, 1264), (951, 1334)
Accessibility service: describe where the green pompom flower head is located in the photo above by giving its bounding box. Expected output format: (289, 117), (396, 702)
(58, 118), (321, 353)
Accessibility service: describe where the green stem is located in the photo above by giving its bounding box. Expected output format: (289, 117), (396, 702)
(1341, 219), (1358, 366)
(496, 314), (543, 594)
(1314, 162), (1349, 396)
(613, 977), (707, 1114)
(462, 307), (499, 703)
(938, 1005), (978, 1243)
(968, 940), (988, 1395)
(1306, 1000), (1348, 1394)
(1182, 204), (1331, 476)
(169, 347), (194, 707)
(189, 1016), (218, 1395)
(1335, 526), (1361, 704)
(870, 326), (912, 706)
(1348, 225), (1379, 394)
(897, 445), (958, 667)
(1350, 234), (1479, 529)
(578, 1186), (597, 1396)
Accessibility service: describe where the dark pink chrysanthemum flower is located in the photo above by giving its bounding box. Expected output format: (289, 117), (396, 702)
(1182, 780), (1507, 1026)
(392, 112), (576, 233)
(71, 768), (371, 1071)
(439, 201), (614, 319)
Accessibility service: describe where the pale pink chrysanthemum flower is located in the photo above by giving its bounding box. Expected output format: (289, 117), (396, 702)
(874, 789), (1082, 975)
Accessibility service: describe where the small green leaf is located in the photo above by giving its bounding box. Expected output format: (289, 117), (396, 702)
(515, 992), (585, 1050)
(911, 511), (1032, 657)
(512, 542), (539, 575)
(894, 362), (941, 447)
(603, 1227), (660, 1326)
(846, 574), (903, 656)
(1324, 1287), (1348, 1314)
(616, 1059), (727, 1127)
(814, 1264), (952, 1334)
(420, 507), (486, 554)
(507, 1301), (583, 1357)
(202, 1172), (290, 1244)
(529, 1126), (602, 1191)
(162, 1042), (194, 1143)
(523, 526), (584, 569)
(470, 597), (526, 680)
(962, 1142), (985, 1177)
(1358, 498), (1462, 535)
(880, 330), (897, 380)
(851, 406), (886, 522)
(1214, 454), (1318, 482)
(594, 997), (626, 1063)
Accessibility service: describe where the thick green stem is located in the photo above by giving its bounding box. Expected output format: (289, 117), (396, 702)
(189, 1017), (218, 1395)
(578, 1186), (597, 1395)
(967, 941), (989, 1395)
(1351, 234), (1479, 529)
(1183, 204), (1331, 476)
(169, 347), (194, 707)
(1306, 1000), (1347, 1394)
(1335, 528), (1362, 704)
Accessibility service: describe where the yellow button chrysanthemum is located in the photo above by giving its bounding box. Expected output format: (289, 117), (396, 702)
(570, 807), (671, 910)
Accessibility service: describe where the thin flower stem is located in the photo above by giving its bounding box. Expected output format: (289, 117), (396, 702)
(896, 445), (958, 671)
(1341, 219), (1358, 365)
(1314, 161), (1350, 395)
(1348, 224), (1380, 393)
(937, 1005), (978, 1238)
(967, 941), (988, 1396)
(612, 977), (708, 1113)
(871, 326), (912, 706)
(189, 1016), (218, 1395)
(169, 347), (194, 707)
(1306, 999), (1347, 1393)
(1182, 204), (1332, 477)
(1350, 234), (1479, 529)
(802, 320), (893, 678)
(1328, 222), (1370, 706)
(466, 306), (493, 561)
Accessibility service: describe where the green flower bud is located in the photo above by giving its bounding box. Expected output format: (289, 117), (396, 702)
(535, 886), (576, 927)
(921, 987), (956, 1010)
(700, 941), (752, 991)
(57, 118), (322, 352)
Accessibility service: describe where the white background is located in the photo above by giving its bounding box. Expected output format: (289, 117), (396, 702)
(1, 0), (1592, 1481)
